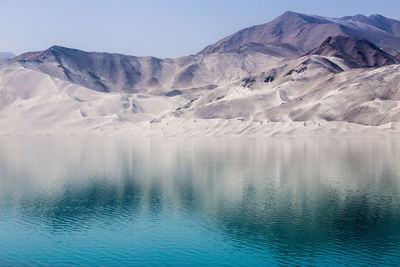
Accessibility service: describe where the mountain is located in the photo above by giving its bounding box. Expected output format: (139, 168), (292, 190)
(307, 36), (399, 68)
(2, 11), (400, 136)
(14, 46), (169, 93)
(0, 52), (15, 59)
(200, 11), (400, 56)
(1, 57), (399, 136)
(170, 56), (400, 129)
(12, 12), (400, 95)
(13, 45), (281, 94)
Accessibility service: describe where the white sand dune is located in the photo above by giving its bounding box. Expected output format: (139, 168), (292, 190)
(2, 12), (400, 137)
(0, 58), (399, 137)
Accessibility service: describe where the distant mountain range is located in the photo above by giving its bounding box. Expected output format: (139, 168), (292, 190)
(0, 52), (15, 59)
(1, 11), (400, 136)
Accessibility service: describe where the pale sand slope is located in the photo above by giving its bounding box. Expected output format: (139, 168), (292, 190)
(0, 60), (400, 137)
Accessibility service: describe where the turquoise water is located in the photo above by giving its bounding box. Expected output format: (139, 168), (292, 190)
(0, 137), (399, 266)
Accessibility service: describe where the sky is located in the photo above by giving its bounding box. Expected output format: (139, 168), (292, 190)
(1, 0), (400, 58)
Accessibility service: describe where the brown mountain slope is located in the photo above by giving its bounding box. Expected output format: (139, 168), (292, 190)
(306, 36), (399, 68)
(200, 11), (400, 56)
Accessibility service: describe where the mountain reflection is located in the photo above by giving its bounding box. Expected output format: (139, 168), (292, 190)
(19, 178), (143, 232)
(0, 137), (399, 260)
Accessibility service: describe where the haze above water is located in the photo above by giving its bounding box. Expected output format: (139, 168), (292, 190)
(0, 137), (399, 265)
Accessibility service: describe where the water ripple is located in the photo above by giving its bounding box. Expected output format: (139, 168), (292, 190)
(0, 137), (399, 265)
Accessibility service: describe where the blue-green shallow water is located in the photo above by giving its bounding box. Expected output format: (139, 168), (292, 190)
(0, 137), (399, 266)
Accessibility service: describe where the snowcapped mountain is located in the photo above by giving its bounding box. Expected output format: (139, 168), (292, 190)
(2, 11), (400, 136)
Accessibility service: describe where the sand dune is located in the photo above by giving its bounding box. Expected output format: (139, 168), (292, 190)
(0, 57), (399, 137)
(2, 12), (400, 136)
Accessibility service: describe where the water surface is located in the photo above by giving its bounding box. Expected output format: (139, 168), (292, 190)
(0, 137), (399, 265)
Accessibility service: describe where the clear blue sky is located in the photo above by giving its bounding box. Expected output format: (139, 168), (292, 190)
(1, 0), (400, 58)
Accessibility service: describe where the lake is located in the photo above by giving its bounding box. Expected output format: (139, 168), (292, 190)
(0, 137), (399, 265)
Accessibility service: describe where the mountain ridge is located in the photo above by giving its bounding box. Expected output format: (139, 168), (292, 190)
(306, 36), (399, 68)
(2, 11), (400, 136)
(199, 11), (400, 57)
